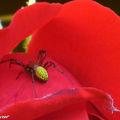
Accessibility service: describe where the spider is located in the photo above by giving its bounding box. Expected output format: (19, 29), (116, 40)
(0, 50), (57, 82)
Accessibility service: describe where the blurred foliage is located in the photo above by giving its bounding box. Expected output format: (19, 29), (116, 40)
(12, 35), (32, 53)
(96, 0), (120, 15)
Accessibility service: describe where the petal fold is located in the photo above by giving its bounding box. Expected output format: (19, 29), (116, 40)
(29, 0), (120, 116)
(0, 2), (61, 57)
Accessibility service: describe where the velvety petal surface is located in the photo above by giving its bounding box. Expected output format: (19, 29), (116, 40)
(36, 105), (89, 120)
(0, 2), (61, 57)
(0, 0), (120, 119)
(0, 53), (116, 120)
(0, 53), (80, 119)
(28, 0), (120, 119)
(0, 53), (79, 107)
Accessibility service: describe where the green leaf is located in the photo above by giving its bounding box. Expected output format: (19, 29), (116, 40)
(12, 35), (32, 53)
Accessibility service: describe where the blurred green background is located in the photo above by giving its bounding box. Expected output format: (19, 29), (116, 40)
(0, 0), (120, 27)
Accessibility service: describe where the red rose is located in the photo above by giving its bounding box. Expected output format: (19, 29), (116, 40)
(0, 0), (120, 119)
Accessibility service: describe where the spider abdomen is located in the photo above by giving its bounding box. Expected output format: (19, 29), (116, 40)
(35, 66), (48, 81)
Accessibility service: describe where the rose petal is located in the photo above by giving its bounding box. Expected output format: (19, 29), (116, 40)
(36, 105), (89, 120)
(0, 0), (120, 119)
(0, 88), (88, 120)
(0, 52), (116, 119)
(0, 2), (61, 57)
(0, 86), (117, 119)
(28, 0), (120, 115)
(0, 53), (80, 109)
(0, 53), (83, 119)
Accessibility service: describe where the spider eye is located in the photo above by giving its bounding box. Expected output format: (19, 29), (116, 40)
(26, 67), (31, 72)
(35, 66), (48, 81)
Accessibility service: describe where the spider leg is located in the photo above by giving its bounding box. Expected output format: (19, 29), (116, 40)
(0, 58), (25, 68)
(9, 60), (12, 68)
(43, 61), (63, 73)
(36, 50), (46, 65)
(16, 71), (24, 80)
(31, 71), (38, 98)
(43, 61), (55, 69)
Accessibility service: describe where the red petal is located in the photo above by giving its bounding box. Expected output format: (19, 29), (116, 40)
(36, 105), (89, 120)
(0, 2), (61, 57)
(0, 0), (120, 119)
(0, 53), (116, 119)
(0, 53), (81, 119)
(29, 0), (120, 116)
(0, 88), (89, 120)
(0, 53), (80, 108)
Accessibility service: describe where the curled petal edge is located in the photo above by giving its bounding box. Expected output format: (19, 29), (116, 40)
(0, 87), (119, 119)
